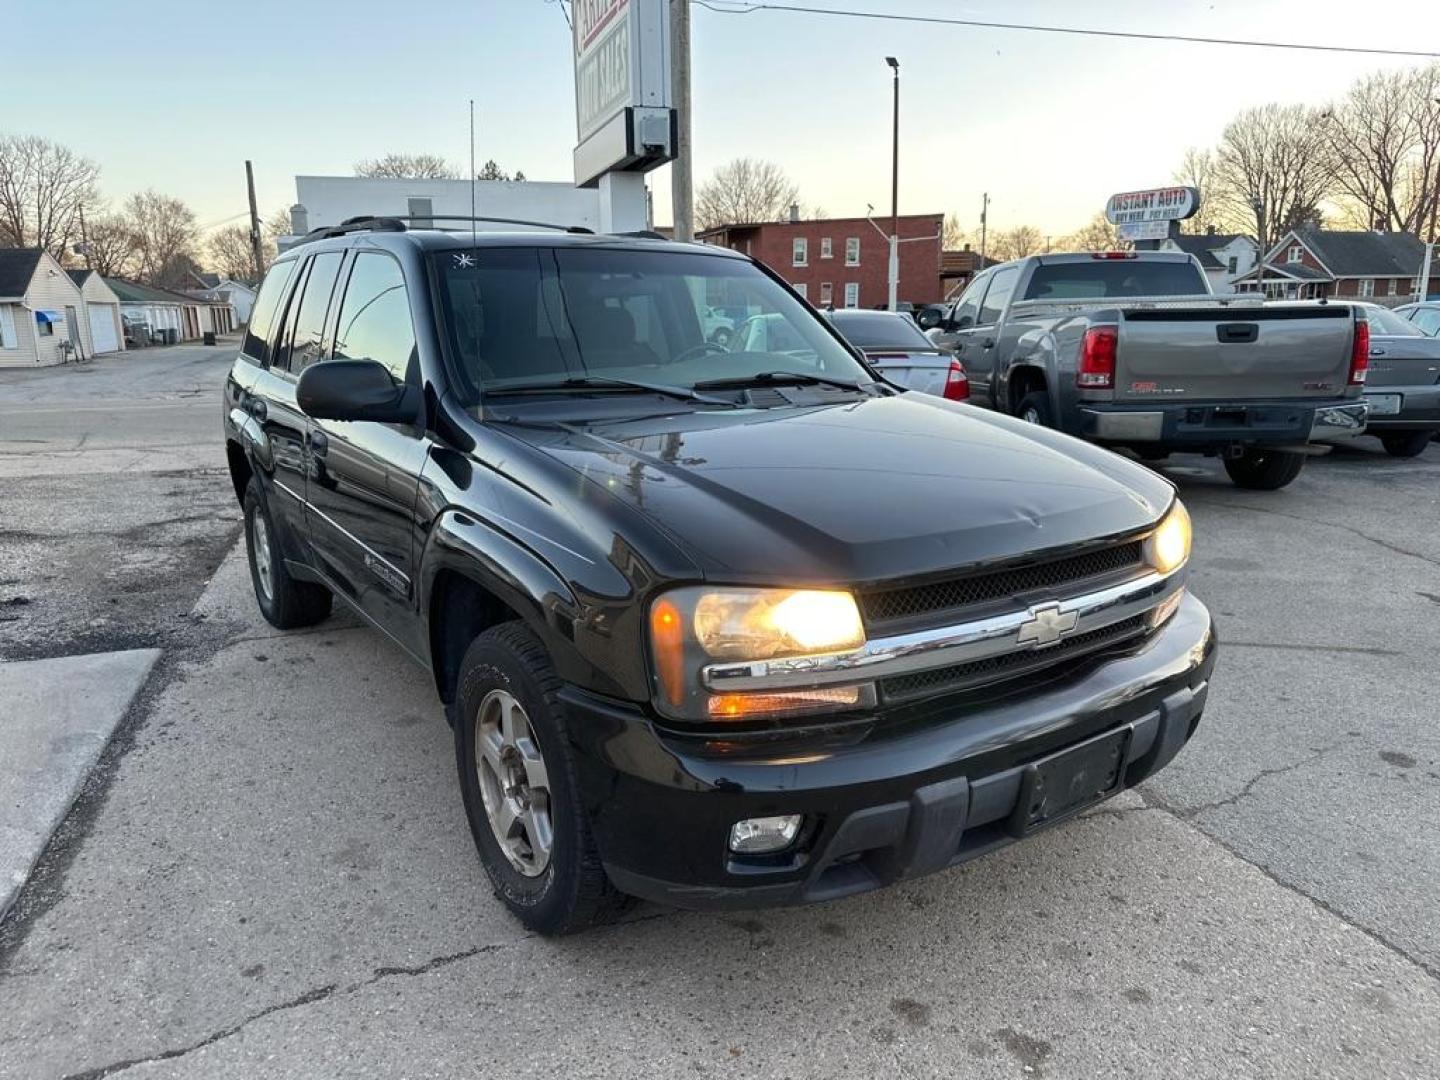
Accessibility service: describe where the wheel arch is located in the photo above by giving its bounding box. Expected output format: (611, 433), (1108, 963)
(226, 438), (253, 507)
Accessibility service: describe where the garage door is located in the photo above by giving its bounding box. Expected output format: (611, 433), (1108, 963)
(88, 304), (120, 354)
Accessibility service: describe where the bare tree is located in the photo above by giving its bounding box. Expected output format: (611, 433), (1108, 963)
(1172, 147), (1230, 235)
(942, 212), (970, 250)
(124, 190), (199, 287)
(1324, 64), (1440, 237)
(82, 212), (138, 278)
(0, 134), (100, 258)
(354, 153), (459, 179)
(207, 225), (261, 281)
(695, 158), (800, 229)
(989, 224), (1045, 262)
(1062, 213), (1123, 252)
(1212, 104), (1333, 250)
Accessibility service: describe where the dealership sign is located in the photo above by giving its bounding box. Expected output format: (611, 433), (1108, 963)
(1117, 220), (1172, 242)
(572, 0), (673, 185)
(1105, 187), (1200, 225)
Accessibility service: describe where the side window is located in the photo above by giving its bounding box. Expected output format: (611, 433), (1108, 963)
(240, 260), (298, 365)
(1413, 309), (1440, 336)
(950, 273), (989, 329)
(286, 252), (343, 372)
(333, 252), (416, 381)
(978, 266), (1019, 326)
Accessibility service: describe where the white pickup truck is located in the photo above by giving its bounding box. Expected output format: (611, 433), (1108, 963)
(924, 251), (1370, 489)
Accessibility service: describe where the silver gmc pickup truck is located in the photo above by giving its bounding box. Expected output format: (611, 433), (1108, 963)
(926, 251), (1369, 489)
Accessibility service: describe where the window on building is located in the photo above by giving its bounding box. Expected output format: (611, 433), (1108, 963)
(333, 252), (417, 381)
(1358, 278), (1375, 298)
(844, 282), (860, 308)
(793, 282), (808, 299)
(820, 237), (833, 259)
(820, 281), (833, 306)
(408, 197), (434, 229)
(792, 237), (808, 267)
(1287, 245), (1303, 264)
(845, 237), (860, 266)
(0, 305), (18, 349)
(1388, 278), (1399, 296)
(1227, 256), (1238, 275)
(38, 316), (54, 337)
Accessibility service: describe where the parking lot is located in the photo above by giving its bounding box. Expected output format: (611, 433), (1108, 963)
(2, 347), (1438, 1079)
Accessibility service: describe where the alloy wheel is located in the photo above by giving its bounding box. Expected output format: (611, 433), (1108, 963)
(474, 689), (554, 877)
(252, 513), (274, 601)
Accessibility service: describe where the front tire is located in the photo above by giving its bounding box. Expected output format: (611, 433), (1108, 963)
(452, 622), (629, 935)
(1222, 448), (1306, 490)
(1380, 431), (1431, 458)
(243, 479), (332, 629)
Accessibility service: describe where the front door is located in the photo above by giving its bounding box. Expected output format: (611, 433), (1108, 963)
(303, 250), (427, 651)
(65, 305), (81, 356)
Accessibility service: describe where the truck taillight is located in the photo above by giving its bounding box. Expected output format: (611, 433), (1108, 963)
(1349, 319), (1369, 385)
(943, 359), (970, 401)
(1077, 326), (1118, 389)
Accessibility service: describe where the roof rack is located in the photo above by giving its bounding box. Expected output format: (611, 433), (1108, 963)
(299, 214), (594, 244)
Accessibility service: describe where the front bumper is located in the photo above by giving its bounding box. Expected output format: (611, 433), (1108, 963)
(1079, 399), (1367, 447)
(563, 592), (1216, 911)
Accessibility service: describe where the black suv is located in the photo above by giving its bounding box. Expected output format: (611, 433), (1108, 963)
(222, 217), (1215, 934)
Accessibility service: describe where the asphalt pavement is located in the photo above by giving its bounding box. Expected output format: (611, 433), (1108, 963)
(0, 350), (1437, 1078)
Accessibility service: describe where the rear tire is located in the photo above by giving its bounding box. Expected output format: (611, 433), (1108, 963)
(1380, 431), (1431, 458)
(451, 622), (630, 935)
(243, 479), (332, 629)
(1015, 391), (1054, 428)
(1222, 448), (1306, 490)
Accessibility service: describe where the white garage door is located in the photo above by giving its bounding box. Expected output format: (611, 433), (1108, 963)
(88, 304), (120, 353)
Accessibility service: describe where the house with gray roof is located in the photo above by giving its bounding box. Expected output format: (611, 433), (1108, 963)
(1158, 229), (1257, 294)
(1236, 226), (1437, 306)
(0, 248), (92, 367)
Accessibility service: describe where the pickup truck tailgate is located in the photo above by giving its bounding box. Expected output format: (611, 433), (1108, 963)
(1114, 305), (1355, 402)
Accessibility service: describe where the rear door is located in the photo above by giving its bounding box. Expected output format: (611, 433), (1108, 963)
(957, 265), (1019, 407)
(304, 250), (428, 647)
(1113, 304), (1356, 402)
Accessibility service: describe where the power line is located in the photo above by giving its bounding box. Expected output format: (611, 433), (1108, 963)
(692, 1), (1440, 59)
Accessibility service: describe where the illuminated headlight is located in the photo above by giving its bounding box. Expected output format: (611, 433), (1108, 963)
(649, 587), (869, 721)
(1144, 499), (1191, 575)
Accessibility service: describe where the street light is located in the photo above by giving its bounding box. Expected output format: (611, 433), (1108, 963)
(885, 56), (900, 312)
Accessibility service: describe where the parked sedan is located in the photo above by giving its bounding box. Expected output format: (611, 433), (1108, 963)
(1356, 303), (1440, 457)
(826, 309), (969, 400)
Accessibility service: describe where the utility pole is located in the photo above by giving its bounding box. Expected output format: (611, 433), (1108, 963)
(670, 0), (693, 242)
(885, 56), (900, 311)
(245, 160), (264, 281)
(979, 192), (989, 264)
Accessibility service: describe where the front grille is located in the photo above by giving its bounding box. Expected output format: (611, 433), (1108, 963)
(858, 541), (1145, 626)
(880, 614), (1150, 702)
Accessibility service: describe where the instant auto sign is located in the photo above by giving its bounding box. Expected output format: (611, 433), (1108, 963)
(574, 0), (633, 141)
(1105, 187), (1200, 225)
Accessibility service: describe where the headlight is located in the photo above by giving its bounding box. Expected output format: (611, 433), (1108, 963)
(1145, 499), (1191, 575)
(649, 587), (870, 721)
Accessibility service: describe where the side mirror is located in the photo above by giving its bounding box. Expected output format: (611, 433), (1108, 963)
(916, 306), (943, 330)
(297, 359), (417, 423)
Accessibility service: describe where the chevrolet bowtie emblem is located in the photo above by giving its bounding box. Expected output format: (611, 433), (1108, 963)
(1016, 602), (1079, 648)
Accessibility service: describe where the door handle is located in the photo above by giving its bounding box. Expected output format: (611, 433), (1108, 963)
(309, 429), (329, 456)
(1369, 348), (1386, 356)
(981, 338), (995, 350)
(246, 397), (267, 421)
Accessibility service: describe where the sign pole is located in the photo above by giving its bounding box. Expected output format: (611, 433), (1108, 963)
(670, 0), (693, 242)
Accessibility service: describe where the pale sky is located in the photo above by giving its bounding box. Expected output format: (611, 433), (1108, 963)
(10, 0), (1440, 240)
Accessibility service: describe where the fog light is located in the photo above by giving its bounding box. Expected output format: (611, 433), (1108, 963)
(729, 814), (802, 854)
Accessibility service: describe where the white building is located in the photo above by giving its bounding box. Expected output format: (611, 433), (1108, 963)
(0, 248), (107, 366)
(1159, 230), (1258, 294)
(283, 176), (607, 247)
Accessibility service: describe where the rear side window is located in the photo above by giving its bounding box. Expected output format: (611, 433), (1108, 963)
(1366, 306), (1423, 337)
(284, 252), (343, 372)
(830, 313), (933, 349)
(978, 266), (1019, 325)
(1022, 260), (1207, 300)
(333, 253), (417, 381)
(1411, 308), (1440, 336)
(240, 260), (298, 365)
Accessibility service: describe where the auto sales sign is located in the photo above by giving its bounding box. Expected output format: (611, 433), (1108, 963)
(574, 0), (633, 141)
(1104, 187), (1200, 225)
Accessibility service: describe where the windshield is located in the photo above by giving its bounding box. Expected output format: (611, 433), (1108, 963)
(829, 312), (935, 350)
(433, 246), (870, 405)
(1023, 260), (1208, 300)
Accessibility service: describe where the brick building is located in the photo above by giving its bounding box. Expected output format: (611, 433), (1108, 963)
(1237, 225), (1438, 306)
(697, 213), (944, 308)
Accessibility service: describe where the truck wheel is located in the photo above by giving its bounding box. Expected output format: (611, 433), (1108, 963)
(1380, 431), (1431, 458)
(1015, 391), (1054, 428)
(243, 479), (332, 629)
(1222, 448), (1306, 490)
(451, 622), (630, 935)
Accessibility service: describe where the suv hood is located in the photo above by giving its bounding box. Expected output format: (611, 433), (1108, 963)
(512, 393), (1174, 586)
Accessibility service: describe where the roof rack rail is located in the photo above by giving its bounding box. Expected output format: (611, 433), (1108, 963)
(296, 214), (596, 246)
(614, 230), (668, 240)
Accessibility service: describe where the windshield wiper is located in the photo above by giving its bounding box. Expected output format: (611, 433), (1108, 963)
(484, 376), (733, 406)
(693, 371), (866, 392)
